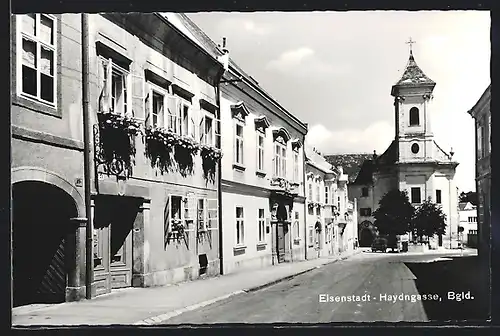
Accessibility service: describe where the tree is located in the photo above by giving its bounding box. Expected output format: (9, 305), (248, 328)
(411, 198), (447, 242)
(459, 191), (478, 206)
(373, 189), (415, 237)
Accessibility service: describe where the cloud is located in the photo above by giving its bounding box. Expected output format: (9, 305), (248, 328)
(306, 121), (394, 155)
(266, 47), (350, 78)
(242, 20), (270, 35)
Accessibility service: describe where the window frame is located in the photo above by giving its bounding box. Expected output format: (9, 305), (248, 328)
(235, 206), (245, 246)
(258, 208), (266, 243)
(176, 97), (195, 139)
(145, 81), (170, 129)
(325, 186), (329, 205)
(294, 211), (300, 239)
(256, 131), (266, 172)
(200, 110), (220, 148)
(436, 189), (442, 204)
(361, 187), (369, 197)
(17, 14), (58, 107)
(293, 150), (299, 182)
(273, 139), (287, 178)
(411, 187), (422, 204)
(234, 121), (245, 166)
(409, 106), (420, 126)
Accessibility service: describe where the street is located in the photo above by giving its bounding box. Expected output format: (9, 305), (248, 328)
(162, 250), (487, 324)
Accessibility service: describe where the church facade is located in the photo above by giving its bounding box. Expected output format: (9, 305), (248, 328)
(349, 46), (459, 248)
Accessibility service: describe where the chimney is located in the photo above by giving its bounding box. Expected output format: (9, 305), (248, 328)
(217, 37), (229, 71)
(373, 150), (377, 160)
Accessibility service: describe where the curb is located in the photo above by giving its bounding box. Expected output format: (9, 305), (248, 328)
(134, 254), (355, 325)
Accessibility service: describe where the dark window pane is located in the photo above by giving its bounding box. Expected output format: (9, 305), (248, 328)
(22, 65), (37, 96)
(41, 73), (54, 102)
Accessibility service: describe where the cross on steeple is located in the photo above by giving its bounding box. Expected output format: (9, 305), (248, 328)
(406, 37), (416, 55)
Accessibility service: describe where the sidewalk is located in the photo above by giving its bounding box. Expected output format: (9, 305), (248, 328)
(12, 249), (361, 326)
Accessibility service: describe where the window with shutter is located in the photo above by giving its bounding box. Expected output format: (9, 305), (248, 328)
(166, 95), (178, 133)
(207, 199), (218, 230)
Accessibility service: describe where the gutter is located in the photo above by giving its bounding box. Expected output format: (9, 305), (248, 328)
(215, 62), (225, 276)
(81, 13), (94, 299)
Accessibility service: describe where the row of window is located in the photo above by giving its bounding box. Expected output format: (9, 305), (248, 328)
(234, 207), (301, 247)
(234, 124), (301, 181)
(307, 182), (345, 208)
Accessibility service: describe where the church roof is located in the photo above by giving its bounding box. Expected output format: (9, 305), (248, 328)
(393, 51), (436, 89)
(351, 160), (376, 185)
(374, 140), (398, 166)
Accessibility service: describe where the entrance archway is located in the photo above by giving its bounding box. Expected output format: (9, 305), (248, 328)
(359, 228), (374, 247)
(12, 181), (78, 307)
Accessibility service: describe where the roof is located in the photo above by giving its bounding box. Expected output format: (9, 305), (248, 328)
(304, 144), (335, 173)
(393, 51), (436, 89)
(374, 140), (398, 166)
(325, 153), (373, 183)
(351, 159), (376, 186)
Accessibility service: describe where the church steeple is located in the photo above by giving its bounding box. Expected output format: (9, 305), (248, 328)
(391, 38), (436, 97)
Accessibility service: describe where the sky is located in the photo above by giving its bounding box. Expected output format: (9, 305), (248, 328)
(187, 11), (491, 192)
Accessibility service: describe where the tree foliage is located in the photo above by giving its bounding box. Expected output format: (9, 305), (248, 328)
(373, 189), (415, 236)
(411, 198), (447, 240)
(459, 191), (478, 206)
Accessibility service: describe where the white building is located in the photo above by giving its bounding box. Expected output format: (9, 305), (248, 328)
(348, 45), (459, 248)
(458, 202), (478, 247)
(304, 145), (358, 259)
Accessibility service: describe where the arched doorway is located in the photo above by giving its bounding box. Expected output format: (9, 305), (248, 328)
(12, 181), (78, 307)
(359, 228), (375, 247)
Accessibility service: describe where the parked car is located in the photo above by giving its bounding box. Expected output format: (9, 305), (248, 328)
(371, 237), (388, 252)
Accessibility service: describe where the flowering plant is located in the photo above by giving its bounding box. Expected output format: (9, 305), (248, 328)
(200, 144), (223, 184)
(145, 126), (178, 173)
(97, 112), (142, 173)
(174, 136), (201, 177)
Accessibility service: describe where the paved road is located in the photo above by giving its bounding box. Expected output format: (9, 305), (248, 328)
(163, 250), (479, 324)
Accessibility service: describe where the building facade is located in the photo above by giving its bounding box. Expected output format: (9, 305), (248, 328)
(11, 13), (88, 307)
(348, 47), (459, 248)
(219, 60), (308, 274)
(458, 202), (478, 247)
(11, 12), (227, 306)
(467, 84), (491, 262)
(305, 146), (357, 259)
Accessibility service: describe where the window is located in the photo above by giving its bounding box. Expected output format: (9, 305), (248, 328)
(316, 184), (320, 202)
(316, 207), (321, 216)
(325, 186), (329, 205)
(293, 152), (299, 182)
(178, 99), (195, 138)
(294, 211), (300, 238)
(257, 133), (265, 171)
(337, 196), (341, 211)
(199, 112), (221, 148)
(468, 216), (477, 223)
(258, 209), (265, 242)
(361, 187), (369, 197)
(235, 123), (244, 165)
(308, 183), (313, 200)
(488, 114), (491, 154)
(236, 207), (244, 246)
(409, 107), (420, 126)
(206, 199), (218, 230)
(18, 14), (57, 105)
(411, 187), (421, 204)
(274, 141), (287, 178)
(145, 83), (171, 128)
(197, 199), (205, 231)
(171, 196), (182, 221)
(360, 208), (372, 216)
(436, 190), (442, 204)
(411, 143), (420, 154)
(309, 226), (314, 246)
(477, 121), (485, 159)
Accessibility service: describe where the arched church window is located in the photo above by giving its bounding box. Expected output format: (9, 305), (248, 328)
(409, 107), (420, 126)
(411, 143), (420, 154)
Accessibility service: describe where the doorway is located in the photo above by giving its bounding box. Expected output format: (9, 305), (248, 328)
(276, 222), (286, 263)
(12, 181), (78, 307)
(359, 228), (374, 247)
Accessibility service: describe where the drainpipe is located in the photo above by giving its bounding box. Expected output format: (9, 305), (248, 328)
(81, 13), (93, 300)
(303, 147), (308, 260)
(449, 178), (452, 249)
(216, 83), (224, 275)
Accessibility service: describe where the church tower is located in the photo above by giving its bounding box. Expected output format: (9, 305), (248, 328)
(391, 38), (437, 164)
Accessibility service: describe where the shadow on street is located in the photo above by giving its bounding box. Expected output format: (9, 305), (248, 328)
(404, 256), (490, 322)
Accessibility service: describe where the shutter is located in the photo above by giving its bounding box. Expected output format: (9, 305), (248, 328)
(144, 85), (151, 127)
(164, 195), (171, 244)
(199, 114), (205, 144)
(106, 58), (113, 112)
(130, 72), (145, 121)
(189, 106), (196, 139)
(98, 58), (110, 113)
(207, 198), (218, 230)
(214, 117), (221, 149)
(165, 95), (177, 133)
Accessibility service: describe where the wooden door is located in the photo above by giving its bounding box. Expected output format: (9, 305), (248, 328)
(110, 224), (132, 288)
(277, 222), (285, 263)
